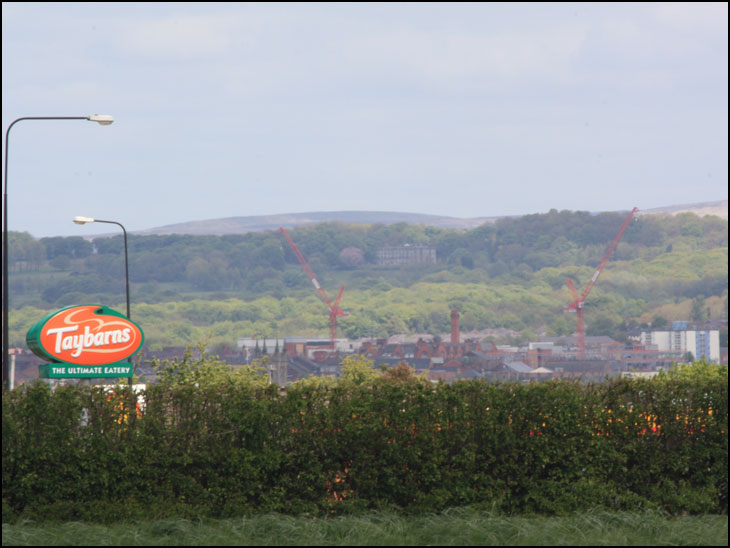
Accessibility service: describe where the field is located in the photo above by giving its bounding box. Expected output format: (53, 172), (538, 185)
(2, 509), (727, 546)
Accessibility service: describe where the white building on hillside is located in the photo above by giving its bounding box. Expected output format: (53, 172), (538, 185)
(640, 323), (720, 363)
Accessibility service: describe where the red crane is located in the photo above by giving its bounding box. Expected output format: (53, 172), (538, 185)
(279, 227), (347, 348)
(565, 207), (638, 357)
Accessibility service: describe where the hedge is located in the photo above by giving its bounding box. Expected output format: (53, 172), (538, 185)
(2, 377), (727, 522)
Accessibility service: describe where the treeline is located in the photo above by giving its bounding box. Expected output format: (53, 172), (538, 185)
(8, 210), (728, 299)
(5, 211), (728, 348)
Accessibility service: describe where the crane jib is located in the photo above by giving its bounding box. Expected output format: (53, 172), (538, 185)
(564, 206), (638, 357)
(278, 226), (346, 347)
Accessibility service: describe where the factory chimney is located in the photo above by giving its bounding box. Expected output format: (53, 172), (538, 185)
(451, 310), (460, 345)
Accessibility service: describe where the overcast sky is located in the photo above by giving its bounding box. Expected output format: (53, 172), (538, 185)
(2, 2), (728, 237)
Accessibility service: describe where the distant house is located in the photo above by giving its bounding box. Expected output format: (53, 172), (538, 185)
(504, 361), (534, 374)
(376, 244), (436, 266)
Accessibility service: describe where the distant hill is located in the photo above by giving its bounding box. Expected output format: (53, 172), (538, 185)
(118, 200), (727, 237)
(133, 211), (499, 236)
(634, 200), (728, 219)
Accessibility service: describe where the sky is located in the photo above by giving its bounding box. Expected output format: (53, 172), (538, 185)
(2, 2), (728, 237)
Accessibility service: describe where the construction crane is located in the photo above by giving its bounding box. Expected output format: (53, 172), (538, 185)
(565, 207), (638, 357)
(279, 227), (348, 348)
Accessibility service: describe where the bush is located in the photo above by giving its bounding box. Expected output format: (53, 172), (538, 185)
(3, 376), (727, 523)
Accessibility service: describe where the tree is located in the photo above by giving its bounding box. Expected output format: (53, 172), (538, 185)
(691, 295), (706, 322)
(40, 236), (92, 259)
(186, 256), (232, 290)
(382, 361), (427, 384)
(7, 231), (45, 271)
(339, 246), (365, 268)
(586, 315), (617, 338)
(339, 354), (381, 385)
(150, 341), (269, 388)
(659, 358), (728, 381)
(548, 316), (572, 336)
(49, 255), (72, 271)
(651, 315), (668, 329)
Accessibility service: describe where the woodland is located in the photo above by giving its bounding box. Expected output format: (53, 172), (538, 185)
(5, 209), (728, 351)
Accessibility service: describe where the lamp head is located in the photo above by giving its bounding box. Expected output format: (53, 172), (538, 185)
(87, 114), (114, 125)
(73, 216), (95, 225)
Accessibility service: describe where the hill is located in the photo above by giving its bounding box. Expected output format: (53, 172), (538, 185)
(128, 200), (728, 237)
(635, 200), (728, 219)
(7, 206), (728, 351)
(133, 211), (496, 236)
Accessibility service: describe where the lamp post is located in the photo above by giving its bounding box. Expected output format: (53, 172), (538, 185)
(3, 115), (114, 391)
(73, 216), (132, 386)
(72, 217), (130, 319)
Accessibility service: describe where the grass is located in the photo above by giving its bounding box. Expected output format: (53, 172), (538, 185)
(3, 509), (728, 546)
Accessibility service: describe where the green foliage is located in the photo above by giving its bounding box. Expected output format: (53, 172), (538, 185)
(40, 236), (92, 260)
(3, 377), (727, 523)
(287, 374), (338, 391)
(7, 232), (46, 272)
(151, 341), (269, 388)
(5, 211), (728, 347)
(339, 354), (381, 385)
(692, 295), (707, 322)
(659, 358), (729, 381)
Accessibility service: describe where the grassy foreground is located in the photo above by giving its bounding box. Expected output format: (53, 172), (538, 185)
(2, 509), (728, 546)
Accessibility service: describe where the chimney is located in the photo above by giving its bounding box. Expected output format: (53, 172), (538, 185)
(451, 310), (460, 345)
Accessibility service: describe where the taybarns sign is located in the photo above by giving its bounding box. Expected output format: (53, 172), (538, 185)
(37, 363), (134, 379)
(27, 304), (144, 378)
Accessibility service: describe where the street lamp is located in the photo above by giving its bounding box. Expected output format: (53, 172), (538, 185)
(3, 115), (114, 391)
(73, 216), (133, 386)
(72, 216), (130, 320)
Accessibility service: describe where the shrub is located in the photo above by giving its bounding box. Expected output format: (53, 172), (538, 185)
(3, 376), (727, 523)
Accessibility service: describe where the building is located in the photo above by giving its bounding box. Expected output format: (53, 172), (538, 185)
(640, 324), (721, 363)
(376, 244), (436, 266)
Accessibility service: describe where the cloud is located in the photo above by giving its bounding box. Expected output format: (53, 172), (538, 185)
(116, 13), (252, 60)
(652, 2), (728, 33)
(596, 2), (728, 62)
(355, 24), (588, 82)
